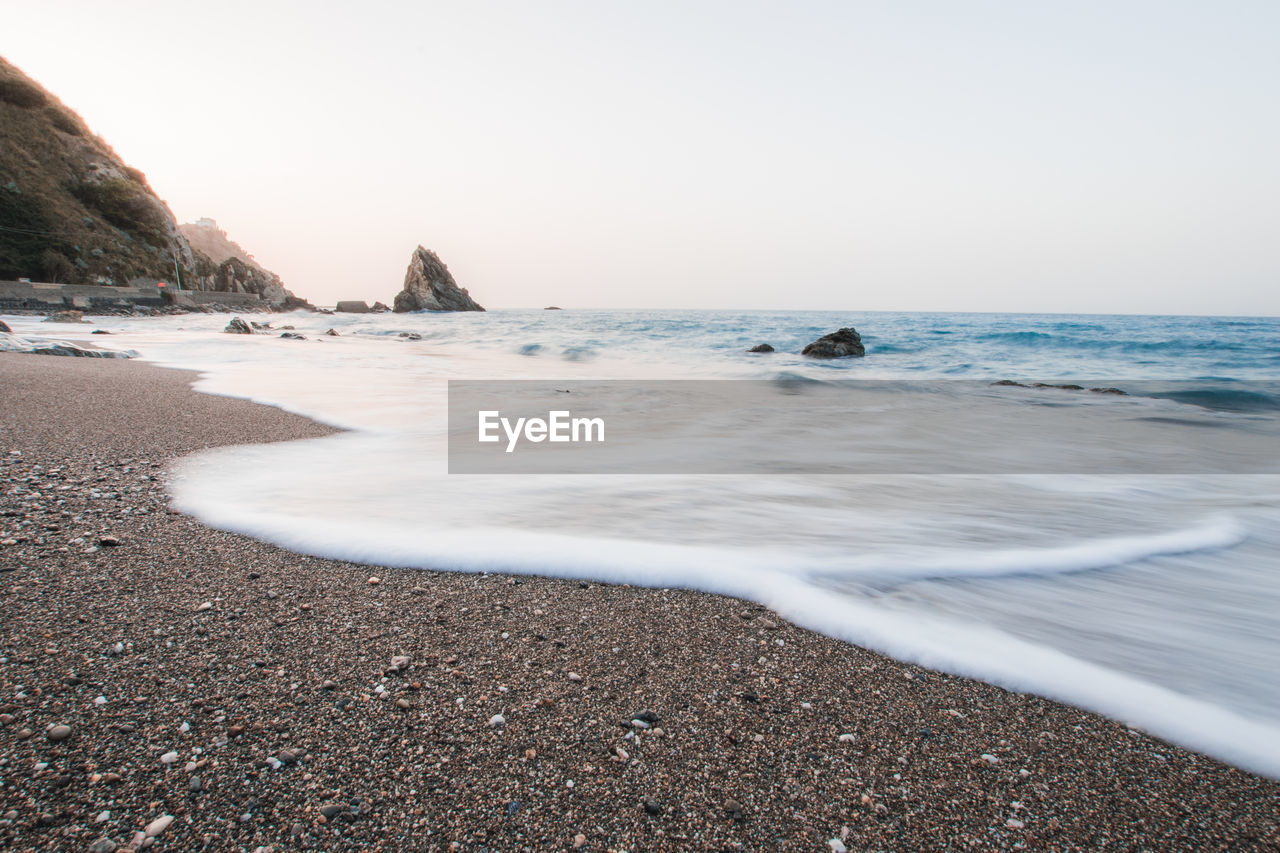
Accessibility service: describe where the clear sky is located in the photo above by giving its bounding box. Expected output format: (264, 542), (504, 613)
(5, 1), (1279, 314)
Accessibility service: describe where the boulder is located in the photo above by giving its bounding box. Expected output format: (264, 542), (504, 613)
(324, 328), (340, 336)
(0, 320), (10, 333)
(224, 317), (252, 334)
(393, 246), (484, 312)
(335, 301), (370, 313)
(747, 343), (775, 353)
(44, 310), (86, 324)
(802, 328), (864, 359)
(370, 301), (390, 313)
(544, 306), (562, 310)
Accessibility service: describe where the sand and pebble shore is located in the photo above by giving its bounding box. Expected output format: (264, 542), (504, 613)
(1, 353), (1277, 851)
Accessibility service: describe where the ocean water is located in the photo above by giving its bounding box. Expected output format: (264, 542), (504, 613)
(6, 309), (1279, 777)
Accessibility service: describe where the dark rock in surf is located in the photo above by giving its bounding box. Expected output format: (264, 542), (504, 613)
(224, 317), (252, 334)
(802, 328), (864, 359)
(747, 343), (775, 353)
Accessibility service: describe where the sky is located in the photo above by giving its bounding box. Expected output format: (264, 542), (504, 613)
(5, 1), (1279, 314)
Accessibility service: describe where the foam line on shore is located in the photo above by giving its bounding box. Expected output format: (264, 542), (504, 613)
(169, 459), (1280, 780)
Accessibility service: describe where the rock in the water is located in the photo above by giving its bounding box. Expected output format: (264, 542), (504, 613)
(0, 320), (11, 333)
(280, 332), (306, 340)
(44, 310), (86, 323)
(224, 317), (252, 335)
(370, 301), (390, 313)
(544, 306), (562, 310)
(324, 328), (340, 336)
(393, 246), (484, 312)
(802, 327), (864, 358)
(335, 301), (370, 313)
(747, 343), (774, 353)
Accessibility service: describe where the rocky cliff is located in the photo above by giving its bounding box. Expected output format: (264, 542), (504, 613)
(393, 246), (484, 312)
(178, 219), (308, 310)
(0, 55), (310, 310)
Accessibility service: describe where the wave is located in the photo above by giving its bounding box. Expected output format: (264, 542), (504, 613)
(167, 464), (1280, 780)
(810, 517), (1245, 587)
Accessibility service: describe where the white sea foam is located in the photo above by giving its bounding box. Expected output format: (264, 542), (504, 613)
(8, 308), (1280, 778)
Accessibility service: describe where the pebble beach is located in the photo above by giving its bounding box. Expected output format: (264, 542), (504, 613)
(1, 353), (1277, 852)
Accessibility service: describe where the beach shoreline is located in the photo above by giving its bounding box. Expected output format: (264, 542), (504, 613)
(1, 352), (1277, 851)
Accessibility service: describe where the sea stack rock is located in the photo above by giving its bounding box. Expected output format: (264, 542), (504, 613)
(802, 327), (865, 358)
(393, 246), (484, 312)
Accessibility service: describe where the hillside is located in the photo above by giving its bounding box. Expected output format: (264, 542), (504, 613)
(0, 56), (194, 286)
(0, 56), (308, 309)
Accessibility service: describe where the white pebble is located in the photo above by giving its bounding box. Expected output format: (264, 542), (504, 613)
(800, 702), (812, 710)
(179, 722), (189, 733)
(838, 733), (856, 743)
(145, 815), (174, 837)
(184, 761), (197, 772)
(95, 810), (109, 823)
(267, 756), (282, 770)
(1006, 818), (1025, 829)
(829, 840), (848, 853)
(33, 762), (48, 772)
(489, 714), (506, 727)
(160, 751), (178, 764)
(567, 672), (582, 682)
(93, 696), (107, 706)
(981, 753), (999, 764)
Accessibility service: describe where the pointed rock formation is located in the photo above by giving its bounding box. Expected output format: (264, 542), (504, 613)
(392, 246), (484, 312)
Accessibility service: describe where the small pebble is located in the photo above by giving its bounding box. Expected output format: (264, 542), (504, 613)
(47, 724), (72, 742)
(489, 714), (506, 727)
(160, 751), (178, 764)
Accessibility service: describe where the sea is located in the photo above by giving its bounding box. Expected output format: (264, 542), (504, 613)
(5, 308), (1279, 777)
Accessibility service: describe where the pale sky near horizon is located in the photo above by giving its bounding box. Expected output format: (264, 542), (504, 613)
(5, 1), (1279, 314)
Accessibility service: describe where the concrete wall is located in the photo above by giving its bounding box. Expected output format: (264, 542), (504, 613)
(0, 280), (166, 312)
(168, 291), (264, 308)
